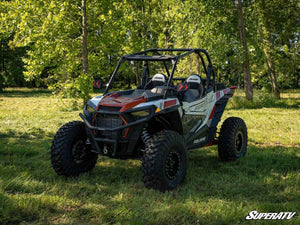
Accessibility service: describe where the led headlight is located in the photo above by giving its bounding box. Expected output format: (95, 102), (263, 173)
(86, 105), (96, 113)
(84, 105), (96, 117)
(130, 110), (150, 117)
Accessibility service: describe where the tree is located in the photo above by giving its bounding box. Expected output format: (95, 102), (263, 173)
(256, 0), (280, 98)
(0, 0), (299, 100)
(0, 0), (126, 103)
(82, 0), (88, 75)
(253, 0), (299, 98)
(236, 0), (253, 100)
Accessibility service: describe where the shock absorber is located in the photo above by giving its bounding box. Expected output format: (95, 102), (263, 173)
(141, 128), (151, 146)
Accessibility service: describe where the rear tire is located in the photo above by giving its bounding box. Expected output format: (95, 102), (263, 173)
(142, 130), (188, 192)
(51, 121), (98, 177)
(218, 117), (247, 161)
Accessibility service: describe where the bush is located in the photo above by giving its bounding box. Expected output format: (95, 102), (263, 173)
(228, 91), (277, 109)
(48, 73), (93, 107)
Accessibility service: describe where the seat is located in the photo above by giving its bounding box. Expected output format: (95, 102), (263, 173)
(183, 74), (204, 102)
(144, 73), (167, 89)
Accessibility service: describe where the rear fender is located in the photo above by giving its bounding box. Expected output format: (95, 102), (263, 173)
(208, 87), (235, 128)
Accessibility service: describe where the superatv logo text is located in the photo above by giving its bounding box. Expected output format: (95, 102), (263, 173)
(245, 211), (296, 220)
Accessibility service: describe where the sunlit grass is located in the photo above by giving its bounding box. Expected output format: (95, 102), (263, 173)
(227, 89), (299, 109)
(0, 88), (299, 224)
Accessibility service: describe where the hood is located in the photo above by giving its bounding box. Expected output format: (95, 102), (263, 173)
(97, 93), (147, 112)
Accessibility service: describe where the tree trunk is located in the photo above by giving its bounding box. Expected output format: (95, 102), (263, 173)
(263, 44), (280, 98)
(82, 0), (88, 74)
(237, 0), (253, 100)
(259, 0), (280, 99)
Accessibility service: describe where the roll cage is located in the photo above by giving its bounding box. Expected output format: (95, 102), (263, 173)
(104, 49), (216, 98)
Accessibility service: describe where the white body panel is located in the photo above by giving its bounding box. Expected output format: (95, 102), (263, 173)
(181, 91), (216, 130)
(133, 98), (180, 111)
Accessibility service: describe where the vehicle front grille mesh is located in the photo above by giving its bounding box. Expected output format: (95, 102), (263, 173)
(95, 114), (123, 138)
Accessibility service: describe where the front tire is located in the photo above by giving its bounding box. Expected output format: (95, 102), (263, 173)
(218, 117), (248, 161)
(51, 121), (98, 177)
(142, 130), (188, 192)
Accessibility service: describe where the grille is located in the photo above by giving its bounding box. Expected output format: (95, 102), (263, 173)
(95, 114), (123, 138)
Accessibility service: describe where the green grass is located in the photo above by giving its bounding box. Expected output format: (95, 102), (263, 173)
(0, 88), (299, 224)
(227, 89), (300, 109)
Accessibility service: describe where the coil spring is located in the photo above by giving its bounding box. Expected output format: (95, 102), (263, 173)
(141, 128), (151, 146)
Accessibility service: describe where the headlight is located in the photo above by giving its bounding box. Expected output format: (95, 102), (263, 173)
(130, 110), (150, 117)
(86, 105), (95, 113)
(84, 105), (96, 117)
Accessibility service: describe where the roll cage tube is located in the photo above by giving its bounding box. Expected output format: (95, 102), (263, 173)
(103, 49), (216, 96)
(141, 60), (149, 88)
(104, 57), (125, 95)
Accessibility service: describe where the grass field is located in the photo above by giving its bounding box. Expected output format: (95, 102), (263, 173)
(0, 88), (299, 224)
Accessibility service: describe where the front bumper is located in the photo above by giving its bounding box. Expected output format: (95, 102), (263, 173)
(79, 106), (155, 157)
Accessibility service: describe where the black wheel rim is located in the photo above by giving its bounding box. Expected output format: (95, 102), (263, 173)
(165, 151), (181, 180)
(235, 131), (244, 153)
(72, 140), (88, 164)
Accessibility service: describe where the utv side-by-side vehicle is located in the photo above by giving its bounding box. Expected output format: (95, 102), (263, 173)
(51, 49), (248, 192)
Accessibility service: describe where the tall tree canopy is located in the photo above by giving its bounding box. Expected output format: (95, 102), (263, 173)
(0, 0), (299, 98)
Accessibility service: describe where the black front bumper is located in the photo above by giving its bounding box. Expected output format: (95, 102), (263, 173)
(79, 107), (154, 157)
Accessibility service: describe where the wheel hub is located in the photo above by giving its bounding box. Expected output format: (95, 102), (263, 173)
(165, 151), (181, 180)
(235, 131), (244, 153)
(72, 140), (88, 164)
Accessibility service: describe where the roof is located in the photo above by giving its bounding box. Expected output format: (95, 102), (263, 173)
(122, 48), (212, 63)
(124, 55), (176, 61)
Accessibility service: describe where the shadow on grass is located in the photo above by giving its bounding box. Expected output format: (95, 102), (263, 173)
(0, 88), (52, 98)
(0, 128), (49, 140)
(0, 188), (72, 225)
(1, 136), (299, 224)
(1, 88), (104, 98)
(0, 192), (39, 224)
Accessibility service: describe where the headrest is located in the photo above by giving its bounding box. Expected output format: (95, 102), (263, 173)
(152, 73), (166, 83)
(186, 74), (201, 84)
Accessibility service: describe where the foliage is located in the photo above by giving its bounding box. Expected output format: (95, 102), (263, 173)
(0, 0), (299, 102)
(0, 0), (125, 99)
(0, 33), (28, 88)
(0, 88), (299, 224)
